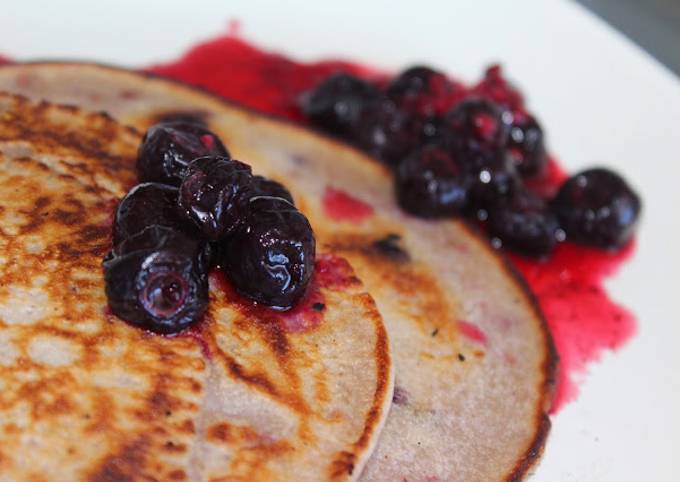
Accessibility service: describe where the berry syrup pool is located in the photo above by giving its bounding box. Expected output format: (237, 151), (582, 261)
(148, 34), (637, 413)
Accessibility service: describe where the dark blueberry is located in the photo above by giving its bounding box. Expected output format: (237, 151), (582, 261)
(418, 114), (446, 145)
(113, 183), (195, 248)
(137, 122), (230, 186)
(248, 175), (295, 205)
(352, 99), (420, 167)
(507, 115), (547, 177)
(466, 151), (521, 218)
(116, 225), (212, 272)
(178, 156), (253, 241)
(444, 97), (511, 160)
(553, 168), (641, 249)
(103, 228), (209, 334)
(395, 144), (469, 218)
(219, 197), (315, 309)
(302, 73), (380, 136)
(487, 190), (563, 257)
(386, 66), (454, 115)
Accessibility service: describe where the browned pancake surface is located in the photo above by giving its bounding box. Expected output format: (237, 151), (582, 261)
(0, 63), (556, 482)
(0, 93), (393, 482)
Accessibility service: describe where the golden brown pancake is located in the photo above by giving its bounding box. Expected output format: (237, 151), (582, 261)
(0, 63), (557, 481)
(0, 92), (393, 482)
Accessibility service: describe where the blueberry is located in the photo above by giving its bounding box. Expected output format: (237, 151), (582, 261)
(417, 114), (446, 146)
(137, 122), (230, 186)
(487, 189), (563, 257)
(116, 225), (212, 271)
(178, 156), (253, 241)
(444, 97), (511, 160)
(466, 151), (521, 218)
(104, 228), (209, 334)
(113, 183), (195, 248)
(219, 197), (315, 309)
(395, 145), (468, 218)
(553, 168), (641, 249)
(351, 99), (419, 167)
(386, 66), (453, 115)
(302, 73), (380, 136)
(507, 115), (547, 177)
(248, 175), (295, 205)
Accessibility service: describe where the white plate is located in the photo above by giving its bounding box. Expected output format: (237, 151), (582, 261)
(5, 1), (680, 480)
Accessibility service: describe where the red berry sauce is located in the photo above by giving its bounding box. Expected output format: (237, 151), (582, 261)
(511, 242), (636, 411)
(457, 320), (488, 346)
(209, 254), (356, 334)
(322, 186), (374, 223)
(150, 36), (383, 122)
(148, 34), (637, 412)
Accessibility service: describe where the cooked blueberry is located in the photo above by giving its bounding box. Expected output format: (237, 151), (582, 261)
(444, 97), (511, 160)
(219, 197), (315, 309)
(395, 144), (468, 217)
(302, 73), (379, 136)
(507, 115), (547, 177)
(418, 114), (446, 146)
(487, 190), (562, 257)
(386, 66), (454, 115)
(137, 122), (230, 186)
(553, 168), (640, 249)
(248, 175), (295, 205)
(352, 99), (419, 167)
(466, 151), (520, 217)
(103, 230), (209, 334)
(178, 156), (253, 241)
(115, 225), (212, 272)
(113, 183), (195, 248)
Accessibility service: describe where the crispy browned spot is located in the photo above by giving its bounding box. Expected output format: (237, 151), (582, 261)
(89, 438), (150, 482)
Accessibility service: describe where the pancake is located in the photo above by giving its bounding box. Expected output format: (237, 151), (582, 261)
(0, 92), (393, 482)
(0, 63), (557, 481)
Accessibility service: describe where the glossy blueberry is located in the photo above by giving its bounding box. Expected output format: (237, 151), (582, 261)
(395, 144), (468, 218)
(507, 115), (547, 177)
(115, 224), (212, 272)
(137, 122), (230, 186)
(553, 168), (641, 249)
(113, 182), (195, 248)
(248, 175), (295, 205)
(386, 66), (453, 115)
(302, 73), (380, 136)
(444, 97), (511, 160)
(352, 99), (419, 167)
(104, 227), (209, 334)
(178, 156), (253, 241)
(417, 114), (446, 146)
(465, 151), (521, 217)
(219, 197), (315, 309)
(487, 189), (563, 257)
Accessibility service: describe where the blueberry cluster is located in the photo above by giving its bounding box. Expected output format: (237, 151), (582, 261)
(104, 122), (315, 334)
(302, 67), (641, 257)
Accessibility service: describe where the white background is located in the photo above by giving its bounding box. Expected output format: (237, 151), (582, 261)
(4, 1), (680, 480)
